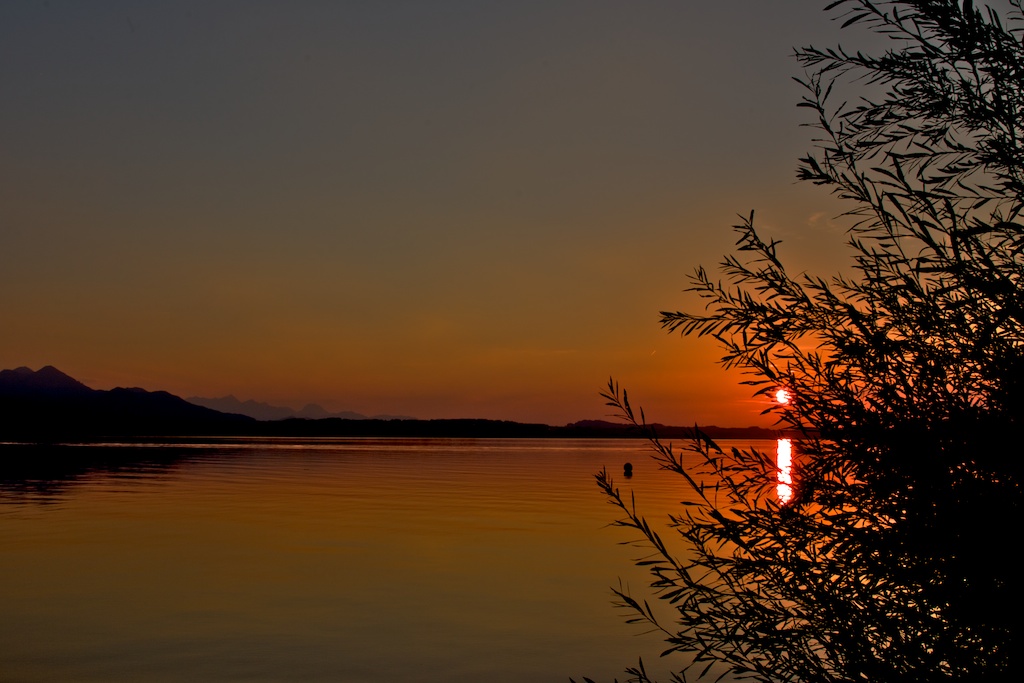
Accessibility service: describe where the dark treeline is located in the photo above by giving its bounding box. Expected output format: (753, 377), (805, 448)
(250, 418), (778, 440)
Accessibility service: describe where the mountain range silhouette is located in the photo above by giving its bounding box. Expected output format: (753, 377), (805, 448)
(0, 366), (779, 442)
(0, 365), (254, 439)
(185, 394), (412, 422)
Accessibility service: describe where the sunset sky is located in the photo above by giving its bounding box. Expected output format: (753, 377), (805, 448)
(1, 1), (881, 426)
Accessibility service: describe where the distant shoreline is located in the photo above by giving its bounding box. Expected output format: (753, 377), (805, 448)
(1, 366), (787, 444)
(0, 418), (785, 444)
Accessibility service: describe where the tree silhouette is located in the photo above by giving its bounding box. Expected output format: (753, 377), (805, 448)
(583, 2), (1024, 681)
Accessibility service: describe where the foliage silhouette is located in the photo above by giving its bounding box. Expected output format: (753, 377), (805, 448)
(579, 1), (1024, 681)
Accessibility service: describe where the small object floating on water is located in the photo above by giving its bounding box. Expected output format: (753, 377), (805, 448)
(623, 462), (633, 478)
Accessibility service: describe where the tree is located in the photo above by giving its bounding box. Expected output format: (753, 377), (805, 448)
(582, 2), (1024, 681)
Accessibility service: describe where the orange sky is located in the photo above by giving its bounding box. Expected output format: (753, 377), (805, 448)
(0, 2), (874, 426)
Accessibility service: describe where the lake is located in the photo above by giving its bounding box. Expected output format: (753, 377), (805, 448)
(0, 437), (773, 682)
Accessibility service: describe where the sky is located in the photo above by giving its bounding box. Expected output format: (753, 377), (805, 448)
(1, 1), (881, 426)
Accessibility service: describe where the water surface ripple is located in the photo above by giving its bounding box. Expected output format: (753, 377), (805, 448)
(0, 437), (771, 683)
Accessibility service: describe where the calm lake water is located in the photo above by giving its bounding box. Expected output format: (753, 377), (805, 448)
(0, 437), (773, 683)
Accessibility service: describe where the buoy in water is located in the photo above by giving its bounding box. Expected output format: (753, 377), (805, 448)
(623, 462), (633, 477)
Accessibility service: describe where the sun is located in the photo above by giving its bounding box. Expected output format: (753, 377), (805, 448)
(775, 388), (791, 404)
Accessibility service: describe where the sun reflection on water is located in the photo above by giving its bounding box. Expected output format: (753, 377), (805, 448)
(776, 438), (793, 504)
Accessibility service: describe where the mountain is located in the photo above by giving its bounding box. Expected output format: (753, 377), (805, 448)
(185, 395), (301, 421)
(1, 366), (254, 440)
(0, 365), (92, 395)
(186, 395), (413, 421)
(294, 403), (369, 420)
